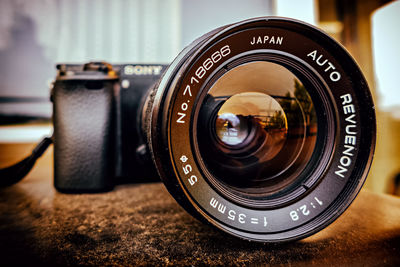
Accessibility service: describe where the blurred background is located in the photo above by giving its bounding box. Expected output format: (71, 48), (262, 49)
(0, 0), (399, 196)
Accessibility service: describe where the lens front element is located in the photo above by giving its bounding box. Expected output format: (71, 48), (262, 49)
(198, 61), (318, 199)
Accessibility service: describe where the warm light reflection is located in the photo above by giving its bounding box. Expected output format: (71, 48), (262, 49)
(216, 92), (288, 148)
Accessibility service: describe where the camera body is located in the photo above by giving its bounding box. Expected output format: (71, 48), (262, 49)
(52, 62), (167, 192)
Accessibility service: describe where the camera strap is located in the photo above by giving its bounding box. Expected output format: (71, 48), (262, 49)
(0, 136), (53, 187)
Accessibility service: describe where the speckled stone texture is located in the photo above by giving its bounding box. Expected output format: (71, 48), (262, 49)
(0, 144), (400, 266)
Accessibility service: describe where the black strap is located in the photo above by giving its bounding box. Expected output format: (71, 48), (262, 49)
(0, 137), (53, 187)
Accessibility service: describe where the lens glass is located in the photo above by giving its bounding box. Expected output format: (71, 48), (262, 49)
(197, 61), (318, 197)
(215, 92), (288, 154)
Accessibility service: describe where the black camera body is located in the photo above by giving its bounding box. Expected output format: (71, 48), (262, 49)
(52, 62), (167, 192)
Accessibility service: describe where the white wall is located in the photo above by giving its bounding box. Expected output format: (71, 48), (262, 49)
(372, 0), (400, 118)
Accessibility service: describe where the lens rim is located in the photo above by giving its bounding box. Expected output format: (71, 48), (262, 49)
(147, 17), (376, 242)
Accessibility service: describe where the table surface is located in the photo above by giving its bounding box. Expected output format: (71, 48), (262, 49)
(0, 143), (399, 266)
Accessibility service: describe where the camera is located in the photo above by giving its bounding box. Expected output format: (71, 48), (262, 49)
(52, 17), (376, 242)
(52, 62), (167, 191)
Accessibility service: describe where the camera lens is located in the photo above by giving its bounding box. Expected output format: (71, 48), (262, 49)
(146, 17), (376, 242)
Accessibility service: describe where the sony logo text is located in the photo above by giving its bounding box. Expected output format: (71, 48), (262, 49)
(124, 65), (163, 75)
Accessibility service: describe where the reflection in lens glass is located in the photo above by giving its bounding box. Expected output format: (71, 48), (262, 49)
(216, 92), (288, 160)
(197, 61), (318, 197)
(216, 112), (247, 146)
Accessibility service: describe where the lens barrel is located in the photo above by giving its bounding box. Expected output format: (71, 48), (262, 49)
(145, 17), (376, 242)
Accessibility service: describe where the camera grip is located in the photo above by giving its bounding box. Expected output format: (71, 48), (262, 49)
(53, 81), (115, 192)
